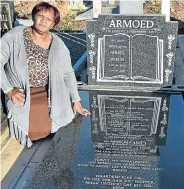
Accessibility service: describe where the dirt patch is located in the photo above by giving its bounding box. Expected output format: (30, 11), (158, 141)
(144, 0), (184, 21)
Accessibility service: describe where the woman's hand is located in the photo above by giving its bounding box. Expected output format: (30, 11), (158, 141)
(7, 88), (25, 105)
(73, 101), (90, 116)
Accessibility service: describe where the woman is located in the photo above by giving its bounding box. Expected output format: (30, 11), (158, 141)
(0, 2), (90, 147)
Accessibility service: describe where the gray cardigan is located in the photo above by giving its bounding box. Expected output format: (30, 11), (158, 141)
(0, 26), (81, 147)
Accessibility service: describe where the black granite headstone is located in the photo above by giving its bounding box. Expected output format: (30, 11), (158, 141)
(87, 15), (178, 90)
(26, 90), (184, 189)
(0, 1), (14, 35)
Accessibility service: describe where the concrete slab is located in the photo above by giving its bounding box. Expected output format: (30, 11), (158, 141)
(1, 139), (24, 181)
(0, 119), (10, 149)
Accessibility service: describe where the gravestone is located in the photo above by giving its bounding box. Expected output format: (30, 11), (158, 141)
(120, 0), (145, 14)
(26, 90), (184, 189)
(87, 15), (178, 90)
(0, 0), (14, 35)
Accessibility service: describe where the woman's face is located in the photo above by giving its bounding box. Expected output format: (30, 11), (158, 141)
(34, 9), (55, 33)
